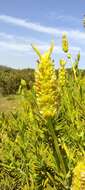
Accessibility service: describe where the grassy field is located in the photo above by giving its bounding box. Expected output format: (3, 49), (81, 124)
(0, 38), (85, 190)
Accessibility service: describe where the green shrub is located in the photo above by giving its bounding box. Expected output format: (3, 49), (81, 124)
(0, 67), (34, 95)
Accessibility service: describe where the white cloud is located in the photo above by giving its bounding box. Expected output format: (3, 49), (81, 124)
(0, 38), (83, 55)
(0, 32), (84, 57)
(0, 41), (31, 52)
(0, 15), (85, 41)
(0, 31), (84, 69)
(0, 32), (14, 39)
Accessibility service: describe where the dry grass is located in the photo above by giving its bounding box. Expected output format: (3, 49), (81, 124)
(0, 95), (18, 112)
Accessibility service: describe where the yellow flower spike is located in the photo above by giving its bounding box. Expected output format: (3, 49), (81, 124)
(72, 159), (85, 190)
(32, 43), (57, 119)
(59, 59), (66, 87)
(62, 34), (69, 53)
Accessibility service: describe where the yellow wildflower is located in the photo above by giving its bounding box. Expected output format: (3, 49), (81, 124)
(32, 42), (57, 119)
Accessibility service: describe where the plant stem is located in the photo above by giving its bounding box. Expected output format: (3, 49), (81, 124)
(47, 118), (66, 176)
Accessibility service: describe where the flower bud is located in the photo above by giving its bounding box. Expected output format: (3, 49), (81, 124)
(59, 59), (66, 87)
(62, 34), (69, 53)
(77, 52), (80, 62)
(67, 53), (72, 59)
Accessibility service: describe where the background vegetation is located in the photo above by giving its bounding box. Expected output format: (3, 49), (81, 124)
(0, 66), (34, 95)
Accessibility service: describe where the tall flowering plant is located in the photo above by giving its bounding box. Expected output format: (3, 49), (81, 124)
(32, 42), (66, 177)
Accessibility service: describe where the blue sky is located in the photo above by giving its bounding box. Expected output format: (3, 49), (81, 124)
(0, 0), (85, 69)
